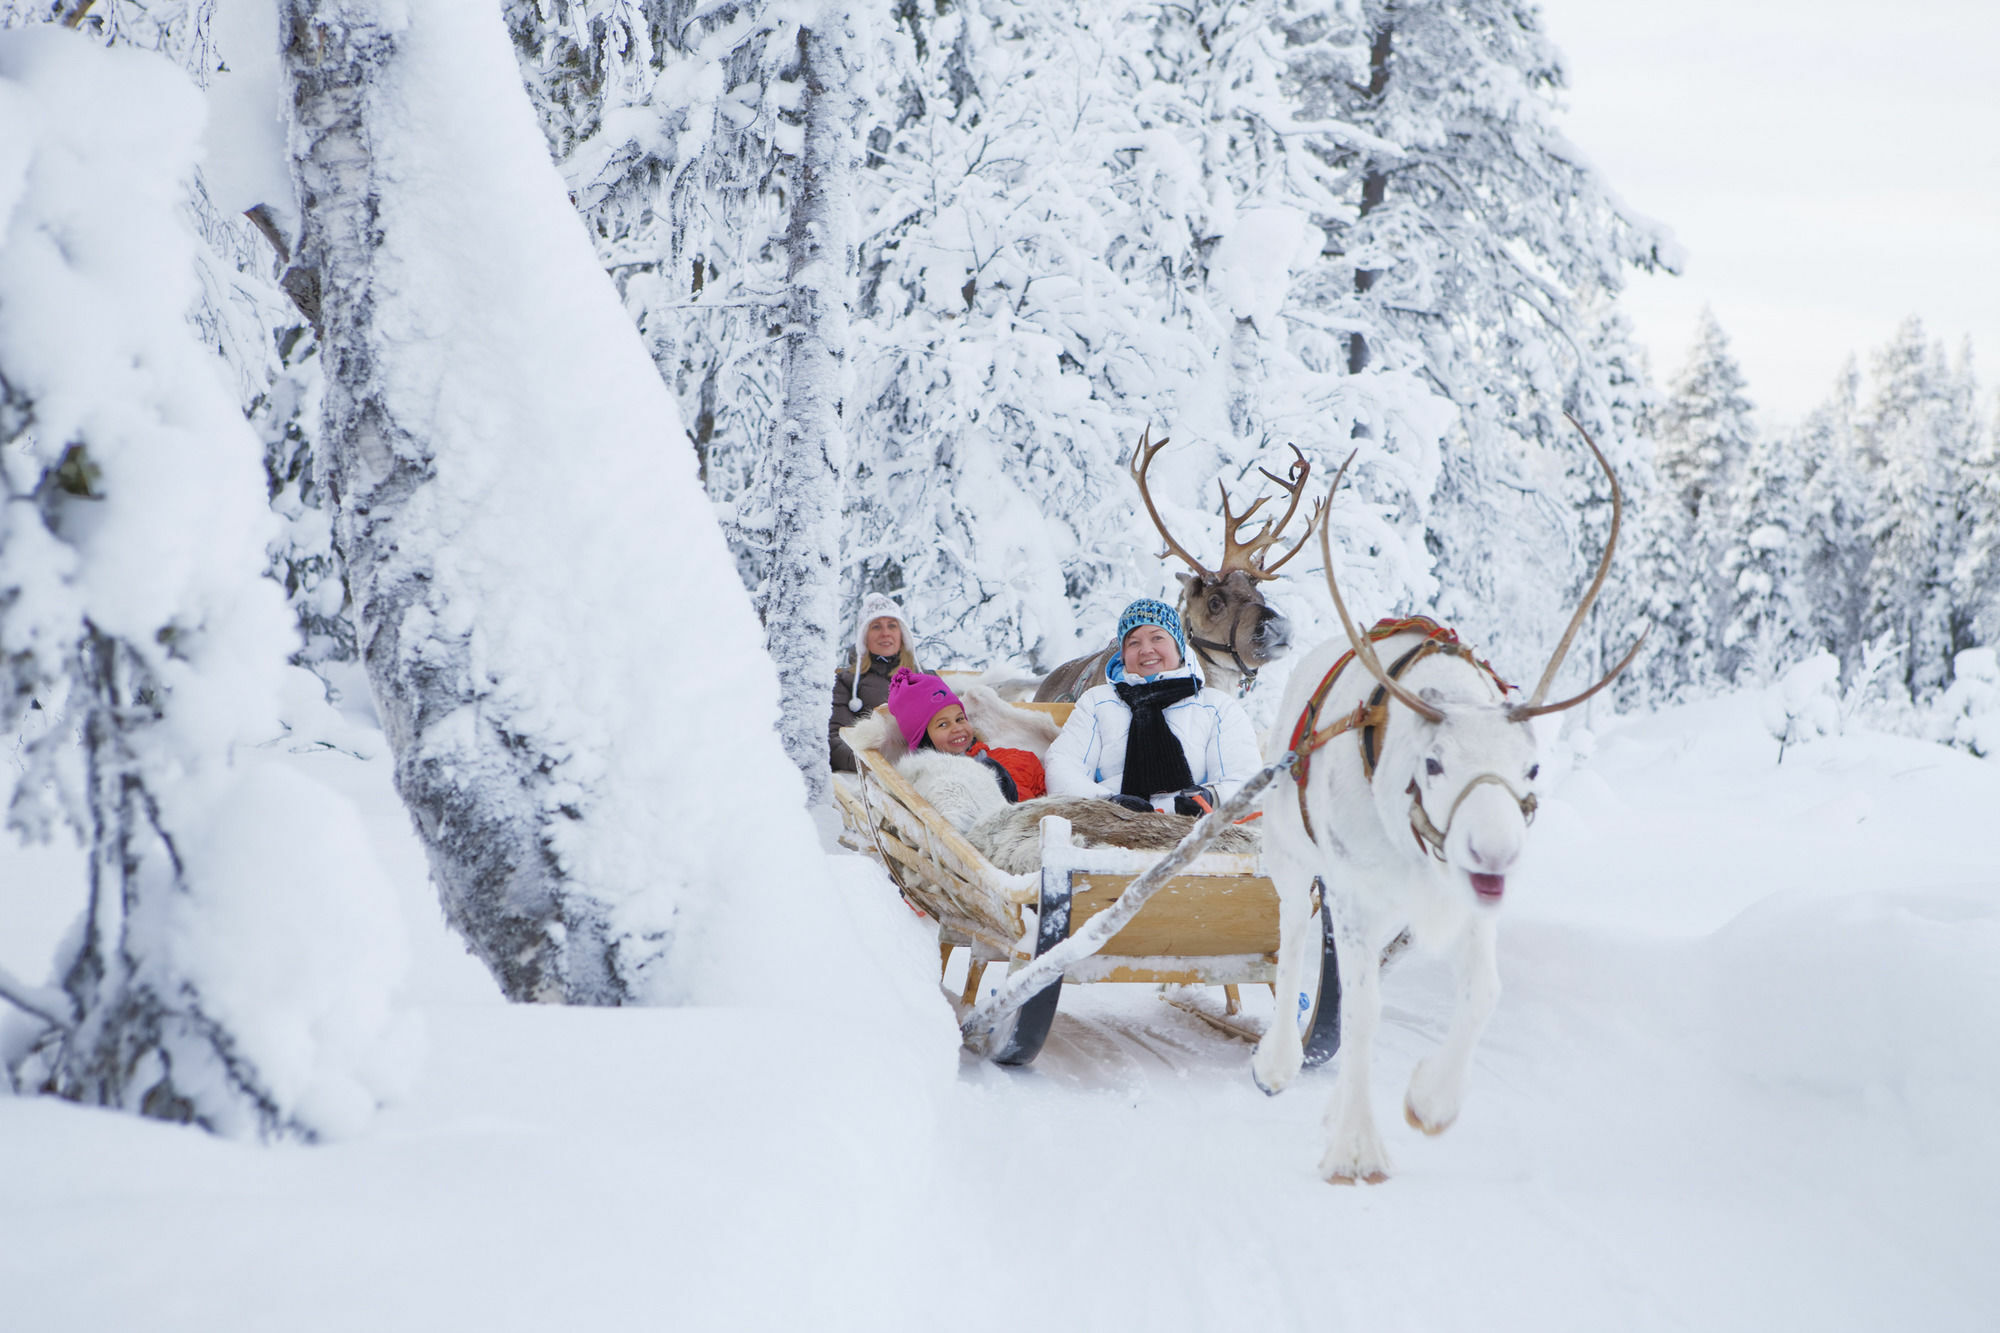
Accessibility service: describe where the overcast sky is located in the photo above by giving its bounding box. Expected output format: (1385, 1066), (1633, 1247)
(1533, 0), (2000, 429)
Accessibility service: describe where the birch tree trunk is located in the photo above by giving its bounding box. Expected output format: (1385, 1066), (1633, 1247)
(282, 0), (618, 1003)
(762, 13), (861, 807)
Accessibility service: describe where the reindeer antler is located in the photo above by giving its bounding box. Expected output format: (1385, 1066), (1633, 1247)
(1507, 413), (1648, 720)
(1219, 444), (1324, 581)
(1320, 452), (1445, 724)
(1129, 427), (1214, 577)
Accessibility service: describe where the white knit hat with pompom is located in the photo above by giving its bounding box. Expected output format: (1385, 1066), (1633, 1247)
(850, 593), (911, 710)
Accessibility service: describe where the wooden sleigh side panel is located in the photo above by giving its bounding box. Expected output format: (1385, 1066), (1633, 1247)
(834, 747), (1036, 961)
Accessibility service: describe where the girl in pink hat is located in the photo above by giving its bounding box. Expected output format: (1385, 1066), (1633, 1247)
(884, 669), (1046, 802)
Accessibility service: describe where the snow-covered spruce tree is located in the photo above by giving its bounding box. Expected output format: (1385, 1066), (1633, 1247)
(841, 0), (1446, 673)
(1794, 361), (1870, 680)
(281, 0), (838, 1004)
(842, 0), (1172, 667)
(1858, 318), (1982, 698)
(1294, 0), (1673, 679)
(1608, 450), (1706, 707)
(1719, 425), (1816, 686)
(1, 0), (356, 677)
(0, 27), (408, 1139)
(1650, 309), (1758, 685)
(1954, 401), (2000, 653)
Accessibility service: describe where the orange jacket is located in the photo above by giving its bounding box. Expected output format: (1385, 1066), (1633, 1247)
(969, 742), (1047, 801)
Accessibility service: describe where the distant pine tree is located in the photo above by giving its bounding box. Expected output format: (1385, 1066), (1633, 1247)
(1719, 426), (1816, 684)
(1859, 318), (1981, 698)
(1955, 398), (2000, 652)
(1627, 310), (1757, 698)
(1794, 361), (1870, 680)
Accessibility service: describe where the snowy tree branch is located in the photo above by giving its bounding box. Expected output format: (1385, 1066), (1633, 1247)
(0, 965), (72, 1032)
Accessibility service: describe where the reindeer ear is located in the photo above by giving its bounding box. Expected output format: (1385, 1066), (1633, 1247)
(1175, 571), (1196, 590)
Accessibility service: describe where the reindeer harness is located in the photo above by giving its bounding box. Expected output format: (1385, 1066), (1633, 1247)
(1285, 616), (1534, 853)
(1187, 604), (1263, 695)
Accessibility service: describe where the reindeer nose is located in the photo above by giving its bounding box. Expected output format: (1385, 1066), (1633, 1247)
(1254, 610), (1291, 650)
(1465, 831), (1521, 874)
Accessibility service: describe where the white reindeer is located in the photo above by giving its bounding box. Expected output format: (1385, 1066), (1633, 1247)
(1251, 419), (1643, 1184)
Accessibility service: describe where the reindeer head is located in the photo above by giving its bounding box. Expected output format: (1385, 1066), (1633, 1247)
(1130, 429), (1323, 682)
(1319, 416), (1647, 904)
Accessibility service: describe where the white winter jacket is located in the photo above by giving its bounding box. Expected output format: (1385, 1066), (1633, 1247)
(1044, 664), (1264, 806)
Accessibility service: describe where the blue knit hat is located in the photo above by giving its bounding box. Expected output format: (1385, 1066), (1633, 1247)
(1116, 598), (1187, 660)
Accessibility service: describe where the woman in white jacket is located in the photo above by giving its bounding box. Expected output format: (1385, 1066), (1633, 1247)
(1044, 598), (1263, 814)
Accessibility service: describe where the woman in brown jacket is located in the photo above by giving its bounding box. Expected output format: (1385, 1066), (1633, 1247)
(829, 593), (922, 772)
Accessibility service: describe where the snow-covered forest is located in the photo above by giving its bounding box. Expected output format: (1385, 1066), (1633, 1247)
(2, 1), (1995, 1328)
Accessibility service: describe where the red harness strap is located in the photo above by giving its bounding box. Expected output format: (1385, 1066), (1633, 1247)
(1285, 617), (1512, 844)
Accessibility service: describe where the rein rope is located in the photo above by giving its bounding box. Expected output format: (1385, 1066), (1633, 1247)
(1284, 617), (1513, 845)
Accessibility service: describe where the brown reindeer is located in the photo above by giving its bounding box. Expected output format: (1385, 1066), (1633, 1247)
(1035, 428), (1323, 701)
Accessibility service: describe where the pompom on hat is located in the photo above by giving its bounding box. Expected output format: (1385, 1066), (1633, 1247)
(884, 668), (962, 750)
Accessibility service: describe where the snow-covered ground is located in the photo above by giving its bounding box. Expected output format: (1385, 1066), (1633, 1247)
(4, 692), (1997, 1331)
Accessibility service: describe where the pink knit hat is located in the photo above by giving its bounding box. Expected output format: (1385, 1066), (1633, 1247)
(884, 668), (961, 749)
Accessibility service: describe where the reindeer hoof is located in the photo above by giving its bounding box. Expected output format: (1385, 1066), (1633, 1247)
(1318, 1134), (1392, 1184)
(1324, 1169), (1391, 1186)
(1251, 1035), (1299, 1097)
(1404, 1096), (1456, 1136)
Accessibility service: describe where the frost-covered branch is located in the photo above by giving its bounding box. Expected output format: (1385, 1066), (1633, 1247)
(0, 965), (71, 1032)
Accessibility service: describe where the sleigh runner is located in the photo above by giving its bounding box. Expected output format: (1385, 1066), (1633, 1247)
(834, 702), (1341, 1067)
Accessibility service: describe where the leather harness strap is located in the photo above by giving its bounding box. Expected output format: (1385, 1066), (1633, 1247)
(1285, 617), (1512, 845)
(1187, 599), (1261, 695)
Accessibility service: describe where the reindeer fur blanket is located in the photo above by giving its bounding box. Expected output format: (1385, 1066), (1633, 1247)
(844, 711), (1257, 875)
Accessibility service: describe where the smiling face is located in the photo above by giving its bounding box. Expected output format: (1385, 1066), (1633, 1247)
(864, 616), (904, 658)
(924, 704), (976, 755)
(1121, 623), (1183, 676)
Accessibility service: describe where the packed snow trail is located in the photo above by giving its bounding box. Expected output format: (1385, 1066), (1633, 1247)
(3, 693), (1996, 1331)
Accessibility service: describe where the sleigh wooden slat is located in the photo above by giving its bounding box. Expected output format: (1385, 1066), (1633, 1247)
(1068, 873), (1280, 957)
(833, 701), (1342, 1067)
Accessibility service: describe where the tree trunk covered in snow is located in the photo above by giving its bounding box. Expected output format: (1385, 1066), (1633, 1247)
(762, 16), (859, 807)
(1347, 17), (1393, 377)
(282, 0), (616, 1003)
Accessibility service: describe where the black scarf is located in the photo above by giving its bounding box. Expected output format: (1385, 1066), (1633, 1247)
(1114, 676), (1200, 799)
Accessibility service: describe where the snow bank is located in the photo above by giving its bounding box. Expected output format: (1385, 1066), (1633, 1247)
(1706, 887), (2000, 1124)
(162, 763), (422, 1139)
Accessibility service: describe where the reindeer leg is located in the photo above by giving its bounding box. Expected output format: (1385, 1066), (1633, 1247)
(1251, 875), (1313, 1095)
(1404, 912), (1500, 1136)
(1319, 914), (1391, 1184)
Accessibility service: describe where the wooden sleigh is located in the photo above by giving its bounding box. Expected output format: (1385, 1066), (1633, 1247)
(833, 700), (1342, 1066)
